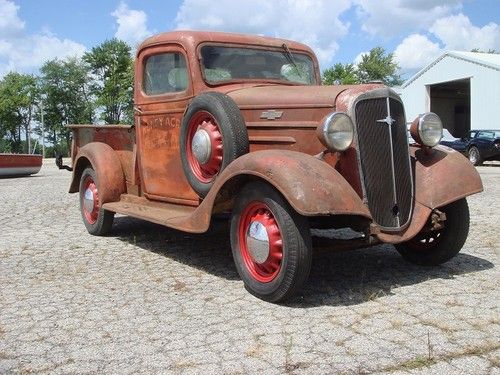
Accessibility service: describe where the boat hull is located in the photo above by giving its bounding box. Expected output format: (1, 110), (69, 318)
(0, 154), (43, 177)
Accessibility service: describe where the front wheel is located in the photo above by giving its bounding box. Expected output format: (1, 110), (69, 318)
(79, 167), (114, 236)
(230, 181), (312, 302)
(395, 199), (469, 266)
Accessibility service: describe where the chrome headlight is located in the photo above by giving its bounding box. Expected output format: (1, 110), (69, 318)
(317, 112), (354, 152)
(411, 112), (443, 147)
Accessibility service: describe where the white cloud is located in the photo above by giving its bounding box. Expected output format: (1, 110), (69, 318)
(0, 0), (86, 77)
(354, 0), (462, 38)
(354, 51), (368, 65)
(111, 2), (152, 48)
(174, 0), (352, 67)
(430, 13), (500, 51)
(393, 13), (500, 71)
(394, 34), (442, 70)
(0, 0), (24, 37)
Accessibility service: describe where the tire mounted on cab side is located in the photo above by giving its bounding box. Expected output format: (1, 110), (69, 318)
(180, 92), (249, 197)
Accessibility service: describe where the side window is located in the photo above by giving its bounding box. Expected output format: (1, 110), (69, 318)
(143, 52), (188, 95)
(477, 131), (494, 140)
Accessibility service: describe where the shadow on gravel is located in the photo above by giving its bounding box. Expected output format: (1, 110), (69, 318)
(112, 216), (493, 307)
(292, 247), (493, 308)
(113, 216), (239, 280)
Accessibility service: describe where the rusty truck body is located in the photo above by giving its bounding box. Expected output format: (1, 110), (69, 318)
(61, 31), (483, 302)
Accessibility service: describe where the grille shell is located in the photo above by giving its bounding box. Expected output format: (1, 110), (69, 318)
(355, 96), (413, 229)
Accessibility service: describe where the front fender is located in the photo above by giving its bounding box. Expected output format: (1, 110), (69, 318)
(69, 142), (126, 204)
(208, 150), (371, 218)
(412, 145), (483, 209)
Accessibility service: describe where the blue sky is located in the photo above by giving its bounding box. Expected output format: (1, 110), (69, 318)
(1, 0), (499, 80)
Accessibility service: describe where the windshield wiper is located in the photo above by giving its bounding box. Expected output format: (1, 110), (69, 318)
(281, 43), (304, 80)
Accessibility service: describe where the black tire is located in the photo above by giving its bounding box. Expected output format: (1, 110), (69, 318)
(180, 92), (249, 197)
(79, 167), (114, 236)
(468, 146), (483, 166)
(230, 181), (312, 302)
(395, 198), (469, 266)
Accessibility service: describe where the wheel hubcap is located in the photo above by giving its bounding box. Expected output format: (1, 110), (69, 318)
(186, 111), (223, 183)
(191, 129), (212, 164)
(239, 202), (283, 283)
(83, 188), (95, 212)
(246, 221), (270, 263)
(82, 177), (99, 224)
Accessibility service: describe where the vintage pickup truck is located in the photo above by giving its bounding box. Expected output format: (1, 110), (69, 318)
(59, 31), (483, 302)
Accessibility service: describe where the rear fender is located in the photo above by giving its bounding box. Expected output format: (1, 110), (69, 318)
(207, 150), (370, 217)
(412, 145), (483, 209)
(69, 142), (126, 204)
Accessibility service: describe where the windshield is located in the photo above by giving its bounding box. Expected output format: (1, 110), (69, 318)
(200, 45), (316, 85)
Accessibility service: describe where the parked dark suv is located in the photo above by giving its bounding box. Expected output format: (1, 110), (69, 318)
(440, 130), (500, 165)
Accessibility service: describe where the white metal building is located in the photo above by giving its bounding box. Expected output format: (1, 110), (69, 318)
(400, 51), (500, 137)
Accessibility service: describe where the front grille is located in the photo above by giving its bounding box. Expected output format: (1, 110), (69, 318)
(355, 97), (413, 229)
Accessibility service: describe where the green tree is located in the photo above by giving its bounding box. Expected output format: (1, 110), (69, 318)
(39, 57), (94, 155)
(0, 72), (38, 153)
(322, 63), (358, 85)
(356, 47), (403, 86)
(83, 38), (133, 124)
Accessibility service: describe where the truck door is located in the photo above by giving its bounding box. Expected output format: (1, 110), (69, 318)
(135, 45), (199, 205)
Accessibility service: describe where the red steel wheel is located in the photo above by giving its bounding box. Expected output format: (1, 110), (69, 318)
(81, 175), (100, 225)
(185, 111), (223, 183)
(238, 202), (284, 283)
(230, 181), (312, 303)
(180, 92), (249, 197)
(79, 167), (114, 236)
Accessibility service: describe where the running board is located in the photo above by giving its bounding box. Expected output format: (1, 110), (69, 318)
(102, 194), (202, 232)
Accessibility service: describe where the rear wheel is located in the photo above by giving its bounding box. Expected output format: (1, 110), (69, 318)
(79, 167), (114, 236)
(230, 181), (312, 302)
(395, 199), (469, 266)
(468, 146), (482, 166)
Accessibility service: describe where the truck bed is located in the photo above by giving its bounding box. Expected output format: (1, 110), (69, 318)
(69, 124), (136, 190)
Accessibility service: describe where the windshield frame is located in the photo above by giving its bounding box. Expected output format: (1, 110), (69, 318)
(197, 42), (321, 87)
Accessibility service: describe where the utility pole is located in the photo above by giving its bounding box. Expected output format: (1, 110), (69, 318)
(28, 121), (31, 154)
(27, 92), (32, 154)
(40, 101), (45, 158)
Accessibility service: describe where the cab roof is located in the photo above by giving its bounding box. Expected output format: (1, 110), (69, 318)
(138, 30), (315, 56)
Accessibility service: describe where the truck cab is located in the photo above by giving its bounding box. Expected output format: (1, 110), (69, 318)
(64, 31), (483, 302)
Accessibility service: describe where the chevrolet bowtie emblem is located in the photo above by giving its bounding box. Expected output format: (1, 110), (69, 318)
(260, 110), (283, 120)
(376, 116), (396, 126)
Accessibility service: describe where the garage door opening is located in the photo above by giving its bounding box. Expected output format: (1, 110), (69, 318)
(429, 78), (470, 138)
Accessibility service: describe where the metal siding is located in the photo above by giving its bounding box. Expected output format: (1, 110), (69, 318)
(401, 55), (500, 131)
(470, 68), (500, 131)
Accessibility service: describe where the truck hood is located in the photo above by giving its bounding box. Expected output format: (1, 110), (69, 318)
(225, 85), (349, 109)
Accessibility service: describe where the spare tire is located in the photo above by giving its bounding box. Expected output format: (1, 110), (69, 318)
(180, 92), (249, 197)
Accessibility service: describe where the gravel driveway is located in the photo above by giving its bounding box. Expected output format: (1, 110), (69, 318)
(1, 161), (498, 374)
